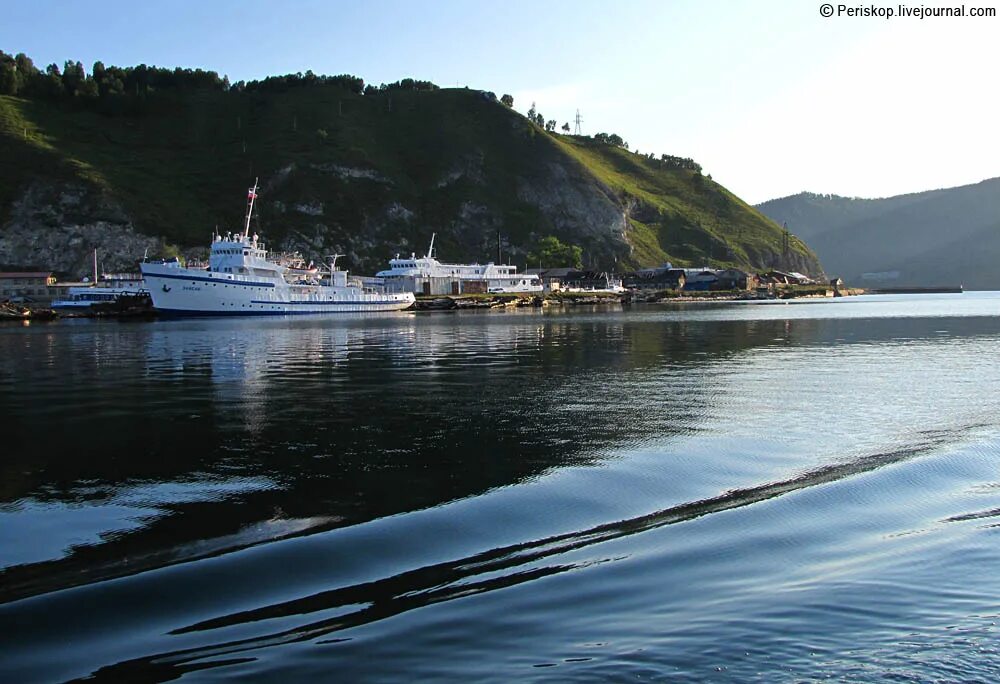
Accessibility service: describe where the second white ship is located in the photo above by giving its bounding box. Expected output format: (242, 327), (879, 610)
(376, 234), (543, 295)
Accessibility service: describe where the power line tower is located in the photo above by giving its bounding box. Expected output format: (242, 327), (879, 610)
(573, 109), (583, 135)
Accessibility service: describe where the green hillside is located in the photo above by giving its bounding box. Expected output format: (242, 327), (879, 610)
(0, 72), (821, 277)
(549, 135), (814, 270)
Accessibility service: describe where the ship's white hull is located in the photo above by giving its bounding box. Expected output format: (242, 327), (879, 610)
(562, 287), (626, 295)
(488, 285), (544, 294)
(141, 263), (414, 315)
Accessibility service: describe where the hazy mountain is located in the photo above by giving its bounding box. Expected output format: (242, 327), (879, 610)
(758, 178), (1000, 289)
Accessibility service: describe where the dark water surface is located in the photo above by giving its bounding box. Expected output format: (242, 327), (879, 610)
(3, 293), (1000, 682)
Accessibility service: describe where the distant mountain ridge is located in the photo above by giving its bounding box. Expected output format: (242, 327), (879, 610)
(757, 178), (1000, 289)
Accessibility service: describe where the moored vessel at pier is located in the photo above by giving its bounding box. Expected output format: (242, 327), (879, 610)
(140, 182), (415, 315)
(376, 234), (543, 295)
(51, 274), (149, 311)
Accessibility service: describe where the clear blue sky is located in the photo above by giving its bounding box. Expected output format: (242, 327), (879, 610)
(3, 0), (998, 202)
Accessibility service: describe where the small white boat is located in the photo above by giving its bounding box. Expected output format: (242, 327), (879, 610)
(563, 272), (626, 294)
(51, 275), (148, 311)
(140, 181), (415, 316)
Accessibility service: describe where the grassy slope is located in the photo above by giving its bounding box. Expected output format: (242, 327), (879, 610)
(551, 135), (815, 269)
(0, 87), (818, 272)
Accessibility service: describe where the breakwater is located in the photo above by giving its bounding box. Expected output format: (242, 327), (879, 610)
(867, 286), (964, 294)
(414, 286), (868, 311)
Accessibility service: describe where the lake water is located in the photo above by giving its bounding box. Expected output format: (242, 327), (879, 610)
(3, 293), (1000, 682)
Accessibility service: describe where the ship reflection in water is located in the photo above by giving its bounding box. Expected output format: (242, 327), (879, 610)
(4, 294), (1000, 681)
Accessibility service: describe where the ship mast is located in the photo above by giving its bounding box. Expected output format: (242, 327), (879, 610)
(326, 254), (343, 286)
(244, 178), (259, 239)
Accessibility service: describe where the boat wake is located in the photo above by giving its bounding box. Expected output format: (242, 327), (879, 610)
(76, 428), (962, 682)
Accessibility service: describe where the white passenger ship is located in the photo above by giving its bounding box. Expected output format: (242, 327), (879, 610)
(376, 235), (542, 295)
(140, 182), (415, 316)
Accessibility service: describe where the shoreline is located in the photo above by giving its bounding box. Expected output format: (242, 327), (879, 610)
(9, 286), (978, 322)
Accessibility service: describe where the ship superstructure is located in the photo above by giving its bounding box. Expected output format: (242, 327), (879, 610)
(376, 235), (542, 295)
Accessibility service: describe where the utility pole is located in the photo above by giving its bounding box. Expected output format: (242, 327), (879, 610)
(574, 109), (583, 135)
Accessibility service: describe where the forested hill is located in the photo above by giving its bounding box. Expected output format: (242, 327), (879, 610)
(0, 51), (822, 278)
(757, 178), (1000, 289)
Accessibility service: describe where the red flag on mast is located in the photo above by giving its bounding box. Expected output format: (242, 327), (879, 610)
(248, 188), (257, 199)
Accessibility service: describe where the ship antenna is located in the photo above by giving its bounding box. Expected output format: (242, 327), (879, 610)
(244, 178), (259, 238)
(426, 233), (436, 259)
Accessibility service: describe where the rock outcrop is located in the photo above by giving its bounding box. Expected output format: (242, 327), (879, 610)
(0, 181), (163, 276)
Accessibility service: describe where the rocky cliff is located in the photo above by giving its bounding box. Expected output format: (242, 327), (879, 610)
(0, 181), (163, 274)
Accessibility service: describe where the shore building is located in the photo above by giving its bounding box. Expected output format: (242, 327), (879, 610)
(0, 271), (56, 302)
